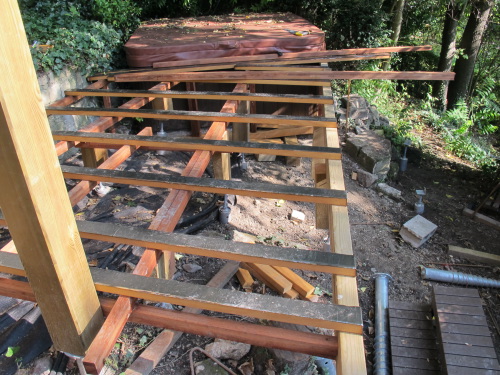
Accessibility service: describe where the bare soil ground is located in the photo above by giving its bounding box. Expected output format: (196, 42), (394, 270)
(3, 125), (499, 375)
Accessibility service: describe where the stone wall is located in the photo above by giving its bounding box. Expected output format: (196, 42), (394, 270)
(37, 68), (99, 131)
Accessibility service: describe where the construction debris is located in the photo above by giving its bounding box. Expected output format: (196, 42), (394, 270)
(400, 215), (437, 248)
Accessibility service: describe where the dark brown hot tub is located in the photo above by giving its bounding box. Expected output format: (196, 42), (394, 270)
(125, 13), (325, 68)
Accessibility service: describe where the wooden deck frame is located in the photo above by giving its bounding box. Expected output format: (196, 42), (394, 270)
(52, 130), (342, 159)
(46, 107), (338, 128)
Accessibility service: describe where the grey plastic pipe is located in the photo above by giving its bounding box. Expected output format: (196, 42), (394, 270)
(421, 267), (500, 288)
(374, 273), (392, 375)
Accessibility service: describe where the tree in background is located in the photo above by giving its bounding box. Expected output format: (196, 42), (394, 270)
(447, 0), (495, 108)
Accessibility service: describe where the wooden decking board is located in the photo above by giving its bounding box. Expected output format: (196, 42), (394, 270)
(61, 165), (347, 206)
(390, 336), (438, 349)
(389, 308), (434, 321)
(434, 302), (486, 316)
(389, 326), (436, 340)
(434, 285), (480, 298)
(433, 286), (500, 375)
(440, 331), (495, 347)
(444, 353), (500, 370)
(435, 294), (483, 307)
(51, 131), (342, 160)
(445, 366), (500, 375)
(46, 107), (337, 128)
(0, 252), (363, 333)
(438, 311), (489, 326)
(391, 356), (441, 371)
(439, 322), (492, 336)
(391, 345), (439, 359)
(389, 317), (436, 330)
(74, 221), (356, 276)
(63, 89), (335, 105)
(392, 368), (440, 375)
(389, 301), (433, 312)
(442, 342), (498, 358)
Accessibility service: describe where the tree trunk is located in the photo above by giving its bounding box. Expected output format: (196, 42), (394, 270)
(433, 1), (467, 110)
(383, 0), (405, 70)
(447, 0), (494, 108)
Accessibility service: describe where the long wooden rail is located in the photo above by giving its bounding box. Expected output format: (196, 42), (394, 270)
(46, 107), (338, 128)
(52, 131), (341, 159)
(63, 89), (334, 105)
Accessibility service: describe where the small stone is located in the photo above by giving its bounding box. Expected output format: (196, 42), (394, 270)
(376, 183), (402, 200)
(290, 210), (306, 223)
(205, 339), (251, 360)
(357, 170), (378, 188)
(183, 263), (202, 273)
(400, 215), (438, 248)
(351, 171), (358, 181)
(32, 356), (52, 375)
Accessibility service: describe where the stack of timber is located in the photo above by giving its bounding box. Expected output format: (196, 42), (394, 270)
(0, 13), (457, 374)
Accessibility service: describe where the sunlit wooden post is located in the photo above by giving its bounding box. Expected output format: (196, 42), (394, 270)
(0, 0), (103, 356)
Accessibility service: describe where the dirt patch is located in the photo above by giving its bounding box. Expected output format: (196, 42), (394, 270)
(3, 127), (499, 375)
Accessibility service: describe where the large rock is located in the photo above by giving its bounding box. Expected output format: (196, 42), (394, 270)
(205, 339), (251, 361)
(345, 130), (392, 178)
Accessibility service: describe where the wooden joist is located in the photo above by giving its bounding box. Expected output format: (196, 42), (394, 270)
(448, 244), (500, 266)
(52, 131), (341, 160)
(152, 45), (432, 68)
(46, 107), (337, 128)
(63, 89), (334, 105)
(61, 165), (347, 205)
(0, 252), (363, 333)
(74, 221), (356, 275)
(111, 70), (455, 83)
(53, 82), (172, 157)
(0, 276), (340, 360)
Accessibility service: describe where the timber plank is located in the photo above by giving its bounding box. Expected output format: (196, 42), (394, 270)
(250, 126), (314, 139)
(448, 245), (500, 266)
(389, 317), (434, 330)
(0, 252), (363, 333)
(389, 301), (433, 312)
(437, 312), (489, 326)
(389, 326), (436, 340)
(435, 294), (483, 306)
(74, 221), (356, 276)
(52, 131), (342, 160)
(0, 0), (103, 356)
(391, 336), (438, 349)
(442, 342), (498, 358)
(445, 353), (500, 370)
(0, 276), (341, 361)
(392, 356), (440, 371)
(434, 302), (485, 316)
(112, 70), (455, 83)
(437, 322), (491, 336)
(390, 345), (439, 360)
(61, 165), (348, 206)
(463, 207), (500, 231)
(64, 89), (334, 105)
(46, 107), (338, 128)
(440, 331), (495, 347)
(152, 45), (431, 68)
(433, 285), (480, 298)
(393, 368), (439, 375)
(445, 366), (500, 375)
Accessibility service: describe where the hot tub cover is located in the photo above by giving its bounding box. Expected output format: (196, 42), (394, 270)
(125, 13), (325, 68)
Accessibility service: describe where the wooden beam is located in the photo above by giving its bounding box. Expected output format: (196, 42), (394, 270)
(0, 0), (103, 355)
(52, 131), (341, 160)
(82, 84), (247, 374)
(0, 251), (362, 333)
(185, 82), (201, 137)
(74, 221), (356, 275)
(49, 79), (107, 107)
(463, 207), (500, 231)
(64, 89), (334, 105)
(0, 276), (340, 361)
(61, 165), (348, 206)
(212, 130), (231, 180)
(319, 86), (367, 374)
(54, 82), (172, 157)
(152, 45), (432, 68)
(448, 245), (500, 266)
(46, 107), (338, 128)
(250, 126), (314, 140)
(126, 261), (239, 375)
(112, 70), (455, 83)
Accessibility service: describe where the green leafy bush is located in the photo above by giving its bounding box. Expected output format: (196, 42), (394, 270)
(21, 1), (123, 74)
(91, 0), (140, 40)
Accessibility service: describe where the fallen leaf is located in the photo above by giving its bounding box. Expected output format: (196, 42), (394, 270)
(446, 194), (453, 198)
(360, 287), (367, 293)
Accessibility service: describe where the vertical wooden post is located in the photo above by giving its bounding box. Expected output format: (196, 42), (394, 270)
(0, 0), (103, 356)
(212, 130), (231, 180)
(249, 84), (257, 133)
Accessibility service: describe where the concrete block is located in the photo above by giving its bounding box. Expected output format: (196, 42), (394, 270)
(400, 215), (437, 248)
(290, 210), (305, 223)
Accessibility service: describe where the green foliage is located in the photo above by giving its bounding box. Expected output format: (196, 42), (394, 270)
(91, 0), (141, 40)
(4, 346), (20, 358)
(21, 1), (123, 74)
